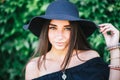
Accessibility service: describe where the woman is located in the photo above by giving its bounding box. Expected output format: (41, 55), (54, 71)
(24, 0), (120, 80)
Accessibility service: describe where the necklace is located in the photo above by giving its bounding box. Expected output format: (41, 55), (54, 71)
(62, 71), (67, 80)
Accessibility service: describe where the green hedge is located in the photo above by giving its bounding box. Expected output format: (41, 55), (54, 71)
(0, 0), (120, 80)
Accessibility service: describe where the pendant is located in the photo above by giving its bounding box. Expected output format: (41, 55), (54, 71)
(62, 71), (67, 80)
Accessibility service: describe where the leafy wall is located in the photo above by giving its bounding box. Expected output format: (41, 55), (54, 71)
(0, 0), (120, 80)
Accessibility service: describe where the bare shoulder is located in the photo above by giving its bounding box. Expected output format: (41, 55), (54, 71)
(78, 50), (100, 60)
(25, 57), (39, 80)
(26, 57), (39, 68)
(86, 50), (100, 57)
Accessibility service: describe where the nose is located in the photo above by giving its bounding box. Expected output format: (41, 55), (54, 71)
(56, 30), (64, 39)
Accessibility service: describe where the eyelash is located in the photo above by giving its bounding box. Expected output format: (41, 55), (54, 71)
(49, 27), (56, 30)
(49, 26), (71, 30)
(65, 27), (71, 30)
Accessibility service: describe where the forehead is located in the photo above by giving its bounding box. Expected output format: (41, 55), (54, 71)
(50, 19), (70, 25)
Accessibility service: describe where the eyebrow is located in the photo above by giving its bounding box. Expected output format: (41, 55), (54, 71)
(49, 23), (71, 27)
(49, 24), (56, 27)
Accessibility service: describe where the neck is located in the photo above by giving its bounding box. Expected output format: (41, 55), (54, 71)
(51, 48), (68, 56)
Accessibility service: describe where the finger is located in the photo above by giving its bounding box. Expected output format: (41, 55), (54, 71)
(101, 28), (115, 36)
(99, 23), (112, 27)
(99, 25), (110, 33)
(99, 23), (118, 31)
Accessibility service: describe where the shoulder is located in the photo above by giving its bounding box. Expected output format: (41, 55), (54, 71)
(25, 57), (40, 80)
(85, 50), (100, 57)
(26, 57), (39, 69)
(78, 50), (100, 60)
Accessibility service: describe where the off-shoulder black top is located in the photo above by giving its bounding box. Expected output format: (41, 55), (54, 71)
(33, 57), (109, 80)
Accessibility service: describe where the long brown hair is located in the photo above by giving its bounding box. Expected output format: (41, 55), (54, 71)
(31, 20), (92, 71)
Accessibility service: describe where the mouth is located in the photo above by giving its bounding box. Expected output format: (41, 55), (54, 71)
(56, 42), (64, 46)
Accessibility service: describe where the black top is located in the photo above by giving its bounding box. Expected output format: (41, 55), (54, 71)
(33, 57), (109, 80)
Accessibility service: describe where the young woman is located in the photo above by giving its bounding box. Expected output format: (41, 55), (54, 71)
(24, 0), (120, 80)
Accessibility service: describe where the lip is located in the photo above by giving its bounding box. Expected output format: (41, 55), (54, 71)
(56, 42), (64, 45)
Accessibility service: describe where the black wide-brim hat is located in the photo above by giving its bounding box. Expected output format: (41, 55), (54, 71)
(23, 0), (98, 38)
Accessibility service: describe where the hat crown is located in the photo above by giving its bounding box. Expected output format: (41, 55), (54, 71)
(45, 0), (79, 18)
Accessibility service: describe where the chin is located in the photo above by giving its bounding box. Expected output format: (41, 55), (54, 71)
(54, 46), (68, 50)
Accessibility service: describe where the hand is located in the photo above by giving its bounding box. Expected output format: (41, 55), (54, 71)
(99, 23), (119, 47)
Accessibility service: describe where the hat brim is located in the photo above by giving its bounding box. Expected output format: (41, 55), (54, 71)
(23, 16), (98, 38)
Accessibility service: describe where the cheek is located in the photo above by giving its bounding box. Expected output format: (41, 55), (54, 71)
(48, 31), (54, 42)
(65, 32), (71, 40)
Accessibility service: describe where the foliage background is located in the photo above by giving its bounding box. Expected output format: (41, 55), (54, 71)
(0, 0), (120, 80)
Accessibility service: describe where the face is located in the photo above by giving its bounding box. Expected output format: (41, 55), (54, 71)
(48, 19), (71, 50)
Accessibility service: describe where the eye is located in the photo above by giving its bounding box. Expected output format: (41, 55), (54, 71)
(49, 24), (57, 30)
(49, 26), (56, 30)
(64, 27), (71, 31)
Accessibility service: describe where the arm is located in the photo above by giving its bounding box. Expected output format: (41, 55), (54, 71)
(109, 48), (120, 79)
(99, 23), (120, 80)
